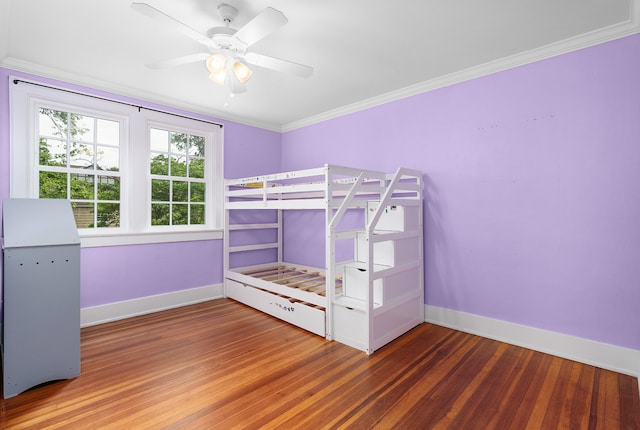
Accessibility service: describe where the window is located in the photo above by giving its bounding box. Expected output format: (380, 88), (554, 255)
(149, 127), (206, 226)
(38, 108), (122, 229)
(10, 78), (223, 246)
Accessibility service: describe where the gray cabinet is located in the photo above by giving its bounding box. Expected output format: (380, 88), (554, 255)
(2, 198), (81, 398)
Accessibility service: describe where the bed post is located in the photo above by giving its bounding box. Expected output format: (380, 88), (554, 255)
(223, 181), (230, 298)
(324, 164), (334, 341)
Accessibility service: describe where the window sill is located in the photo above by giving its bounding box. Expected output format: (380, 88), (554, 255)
(80, 229), (224, 248)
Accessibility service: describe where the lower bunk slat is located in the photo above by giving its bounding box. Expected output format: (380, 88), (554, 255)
(240, 266), (287, 277)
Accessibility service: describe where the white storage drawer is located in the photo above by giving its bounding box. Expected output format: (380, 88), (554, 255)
(343, 265), (383, 304)
(343, 265), (420, 306)
(226, 279), (326, 337)
(355, 233), (419, 266)
(367, 202), (419, 232)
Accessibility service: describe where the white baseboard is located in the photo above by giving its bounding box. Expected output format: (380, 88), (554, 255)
(425, 305), (640, 379)
(81, 284), (224, 327)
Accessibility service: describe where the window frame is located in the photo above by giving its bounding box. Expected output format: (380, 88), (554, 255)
(10, 77), (224, 247)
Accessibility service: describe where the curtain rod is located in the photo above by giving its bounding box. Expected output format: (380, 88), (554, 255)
(12, 78), (223, 129)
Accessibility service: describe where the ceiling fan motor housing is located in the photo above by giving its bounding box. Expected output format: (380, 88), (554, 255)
(207, 27), (245, 54)
(207, 4), (245, 53)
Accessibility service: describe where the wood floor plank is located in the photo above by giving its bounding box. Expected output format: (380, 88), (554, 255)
(540, 358), (574, 428)
(568, 362), (596, 429)
(1, 299), (638, 429)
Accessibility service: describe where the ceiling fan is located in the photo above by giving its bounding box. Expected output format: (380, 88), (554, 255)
(131, 2), (313, 94)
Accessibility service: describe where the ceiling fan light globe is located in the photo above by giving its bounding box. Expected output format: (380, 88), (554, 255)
(209, 70), (226, 85)
(232, 60), (253, 83)
(206, 54), (226, 73)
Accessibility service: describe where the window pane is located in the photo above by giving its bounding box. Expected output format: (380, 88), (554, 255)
(188, 157), (204, 178)
(190, 204), (205, 225)
(97, 145), (119, 171)
(150, 153), (169, 175)
(74, 115), (95, 142)
(39, 108), (69, 138)
(172, 181), (188, 202)
(97, 203), (120, 228)
(71, 173), (95, 200)
(150, 128), (169, 152)
(97, 119), (119, 146)
(190, 135), (205, 157)
(72, 202), (94, 228)
(39, 138), (66, 166)
(172, 204), (188, 225)
(170, 132), (187, 154)
(151, 203), (170, 225)
(152, 179), (170, 201)
(70, 142), (94, 168)
(97, 175), (120, 200)
(190, 182), (205, 202)
(171, 155), (187, 177)
(39, 171), (68, 198)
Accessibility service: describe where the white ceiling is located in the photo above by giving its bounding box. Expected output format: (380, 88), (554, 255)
(1, 0), (638, 131)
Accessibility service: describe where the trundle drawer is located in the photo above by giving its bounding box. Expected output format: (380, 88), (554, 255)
(226, 279), (326, 337)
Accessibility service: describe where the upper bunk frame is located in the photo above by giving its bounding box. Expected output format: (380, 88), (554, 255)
(224, 164), (422, 211)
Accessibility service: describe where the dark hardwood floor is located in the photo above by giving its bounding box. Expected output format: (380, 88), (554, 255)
(1, 299), (639, 429)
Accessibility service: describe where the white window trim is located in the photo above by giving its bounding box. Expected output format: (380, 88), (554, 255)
(10, 77), (224, 247)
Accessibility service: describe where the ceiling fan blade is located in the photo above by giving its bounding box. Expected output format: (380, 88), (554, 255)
(146, 53), (211, 69)
(244, 52), (313, 78)
(234, 7), (288, 47)
(131, 2), (216, 50)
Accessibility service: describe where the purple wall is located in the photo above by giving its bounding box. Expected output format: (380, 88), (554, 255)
(281, 34), (640, 350)
(0, 67), (281, 308)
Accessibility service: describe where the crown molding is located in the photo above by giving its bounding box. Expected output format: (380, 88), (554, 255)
(282, 0), (640, 133)
(0, 57), (282, 132)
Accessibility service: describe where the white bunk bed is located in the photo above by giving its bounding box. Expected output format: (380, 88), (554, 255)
(224, 165), (424, 354)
